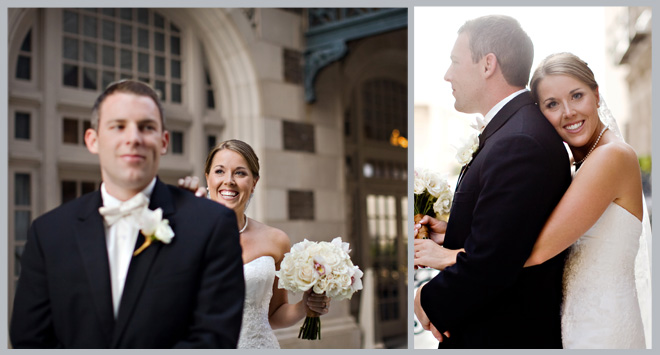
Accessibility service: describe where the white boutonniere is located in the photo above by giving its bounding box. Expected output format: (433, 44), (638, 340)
(134, 207), (175, 256)
(454, 131), (480, 165)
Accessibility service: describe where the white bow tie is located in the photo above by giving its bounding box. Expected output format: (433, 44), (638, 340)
(99, 193), (149, 226)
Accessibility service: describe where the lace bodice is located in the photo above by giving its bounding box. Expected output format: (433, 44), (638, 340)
(561, 202), (646, 348)
(237, 256), (280, 349)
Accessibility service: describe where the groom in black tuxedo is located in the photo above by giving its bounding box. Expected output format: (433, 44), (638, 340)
(414, 16), (571, 348)
(10, 80), (245, 348)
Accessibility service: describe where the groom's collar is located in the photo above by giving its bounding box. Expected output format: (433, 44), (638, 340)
(482, 89), (528, 130)
(100, 178), (157, 208)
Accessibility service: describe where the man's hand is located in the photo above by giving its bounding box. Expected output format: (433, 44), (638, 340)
(414, 283), (431, 331)
(177, 176), (206, 197)
(413, 215), (447, 245)
(415, 283), (451, 343)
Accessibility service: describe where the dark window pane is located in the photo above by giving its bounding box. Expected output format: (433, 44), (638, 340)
(63, 64), (79, 87)
(63, 10), (79, 34)
(205, 70), (212, 85)
(83, 41), (97, 63)
(120, 24), (132, 45)
(63, 37), (79, 60)
(170, 36), (180, 55)
(155, 56), (165, 76)
(101, 8), (115, 17)
(207, 135), (217, 152)
(139, 77), (150, 85)
(83, 67), (98, 90)
(137, 9), (149, 25)
(137, 52), (149, 73)
(120, 8), (132, 21)
(15, 211), (31, 241)
(102, 71), (115, 89)
(102, 46), (115, 67)
(20, 29), (32, 52)
(120, 72), (132, 80)
(155, 80), (166, 101)
(171, 83), (181, 103)
(63, 118), (79, 144)
(120, 49), (132, 70)
(82, 181), (97, 195)
(83, 16), (98, 38)
(102, 20), (115, 41)
(171, 59), (180, 78)
(84, 8), (97, 14)
(207, 90), (215, 109)
(15, 112), (30, 140)
(171, 131), (183, 154)
(137, 28), (149, 49)
(154, 12), (164, 28)
(154, 32), (164, 52)
(170, 23), (180, 32)
(16, 56), (31, 80)
(61, 180), (77, 204)
(15, 173), (30, 206)
(83, 120), (91, 133)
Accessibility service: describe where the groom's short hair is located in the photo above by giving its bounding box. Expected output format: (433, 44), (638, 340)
(459, 15), (534, 88)
(91, 79), (165, 130)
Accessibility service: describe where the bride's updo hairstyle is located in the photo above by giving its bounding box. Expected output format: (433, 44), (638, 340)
(204, 139), (260, 179)
(529, 52), (599, 104)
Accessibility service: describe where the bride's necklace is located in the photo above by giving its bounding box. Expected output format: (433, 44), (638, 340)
(239, 214), (249, 233)
(573, 124), (609, 166)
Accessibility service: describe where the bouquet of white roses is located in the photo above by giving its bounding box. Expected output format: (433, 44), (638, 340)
(414, 168), (453, 238)
(275, 237), (363, 340)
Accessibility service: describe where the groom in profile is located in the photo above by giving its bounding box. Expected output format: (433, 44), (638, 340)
(10, 80), (245, 348)
(414, 16), (571, 348)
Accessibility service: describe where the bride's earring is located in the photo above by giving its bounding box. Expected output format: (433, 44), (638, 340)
(206, 187), (210, 199)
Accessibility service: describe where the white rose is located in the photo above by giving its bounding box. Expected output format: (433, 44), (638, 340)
(423, 170), (446, 198)
(414, 169), (426, 195)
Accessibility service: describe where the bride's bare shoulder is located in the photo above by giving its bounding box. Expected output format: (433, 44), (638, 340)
(251, 219), (291, 262)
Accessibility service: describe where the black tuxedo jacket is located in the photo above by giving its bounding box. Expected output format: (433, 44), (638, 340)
(421, 92), (571, 348)
(10, 179), (245, 348)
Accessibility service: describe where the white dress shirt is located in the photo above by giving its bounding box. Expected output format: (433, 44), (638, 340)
(100, 178), (156, 317)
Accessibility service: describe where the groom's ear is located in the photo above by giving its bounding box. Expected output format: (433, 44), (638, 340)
(482, 53), (498, 78)
(84, 128), (99, 154)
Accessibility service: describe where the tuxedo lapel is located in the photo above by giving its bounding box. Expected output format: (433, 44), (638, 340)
(455, 92), (533, 191)
(111, 179), (175, 347)
(74, 191), (115, 346)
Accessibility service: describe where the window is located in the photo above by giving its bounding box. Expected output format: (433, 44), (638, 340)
(207, 134), (217, 153)
(62, 117), (91, 145)
(61, 9), (183, 102)
(171, 130), (184, 154)
(205, 69), (215, 109)
(16, 29), (32, 80)
(362, 79), (407, 145)
(13, 172), (32, 289)
(61, 179), (98, 204)
(15, 112), (31, 140)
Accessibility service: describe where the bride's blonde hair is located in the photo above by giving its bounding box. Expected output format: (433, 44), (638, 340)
(530, 52), (599, 104)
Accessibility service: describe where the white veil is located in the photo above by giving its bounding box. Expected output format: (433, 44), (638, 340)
(599, 96), (652, 348)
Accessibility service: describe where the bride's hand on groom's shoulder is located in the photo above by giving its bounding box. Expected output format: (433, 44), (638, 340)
(303, 290), (331, 316)
(177, 176), (206, 197)
(414, 215), (447, 245)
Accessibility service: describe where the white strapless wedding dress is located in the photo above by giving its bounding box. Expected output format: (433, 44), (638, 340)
(237, 256), (280, 349)
(561, 202), (646, 348)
